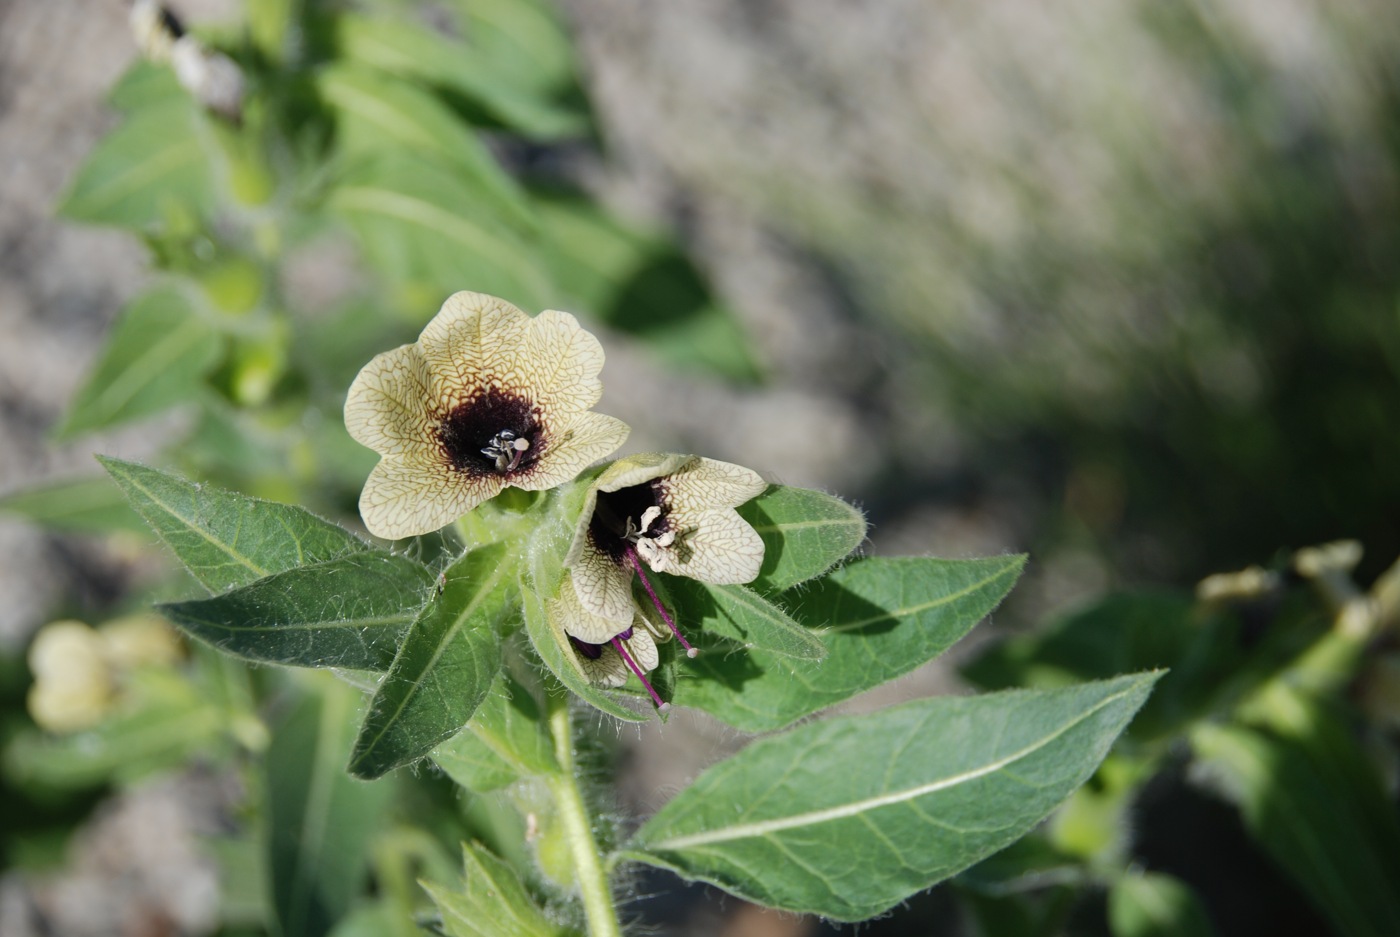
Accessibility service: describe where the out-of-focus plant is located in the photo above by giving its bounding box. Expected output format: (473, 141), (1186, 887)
(0, 3), (1162, 936)
(959, 541), (1400, 937)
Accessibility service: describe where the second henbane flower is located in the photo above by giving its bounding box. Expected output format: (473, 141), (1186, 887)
(345, 291), (630, 539)
(565, 453), (767, 658)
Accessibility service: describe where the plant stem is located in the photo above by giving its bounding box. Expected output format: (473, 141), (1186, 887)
(545, 692), (623, 937)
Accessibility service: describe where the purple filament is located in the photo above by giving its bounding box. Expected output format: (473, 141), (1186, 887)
(625, 546), (698, 658)
(611, 634), (669, 712)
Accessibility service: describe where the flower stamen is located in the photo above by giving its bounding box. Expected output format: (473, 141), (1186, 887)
(626, 546), (698, 658)
(611, 628), (670, 712)
(481, 430), (532, 473)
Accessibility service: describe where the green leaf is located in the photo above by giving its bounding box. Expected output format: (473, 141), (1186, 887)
(328, 152), (550, 310)
(424, 841), (576, 937)
(59, 98), (216, 228)
(963, 592), (1243, 741)
(317, 64), (535, 232)
(738, 485), (867, 593)
(57, 287), (222, 437)
(677, 555), (1024, 732)
(160, 552), (433, 669)
(349, 544), (515, 779)
(433, 665), (557, 791)
(267, 676), (392, 937)
(623, 672), (1161, 922)
(108, 60), (186, 112)
(0, 475), (146, 534)
(668, 580), (826, 661)
(100, 457), (371, 594)
(1190, 693), (1400, 937)
(337, 14), (588, 140)
(1108, 873), (1217, 937)
(443, 0), (578, 97)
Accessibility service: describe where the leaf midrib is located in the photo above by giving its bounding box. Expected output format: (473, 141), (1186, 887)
(638, 682), (1138, 851)
(108, 461), (270, 583)
(818, 561), (1020, 635)
(173, 610), (411, 634)
(356, 559), (512, 756)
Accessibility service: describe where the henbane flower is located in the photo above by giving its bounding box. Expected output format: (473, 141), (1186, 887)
(345, 292), (630, 539)
(563, 452), (767, 661)
(551, 569), (668, 711)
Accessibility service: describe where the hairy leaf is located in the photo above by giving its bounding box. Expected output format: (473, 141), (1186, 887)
(100, 457), (370, 593)
(624, 673), (1160, 922)
(667, 580), (826, 661)
(433, 666), (557, 791)
(738, 485), (867, 592)
(678, 555), (1024, 731)
(349, 545), (515, 779)
(267, 677), (391, 937)
(58, 288), (222, 437)
(424, 842), (576, 937)
(160, 552), (432, 669)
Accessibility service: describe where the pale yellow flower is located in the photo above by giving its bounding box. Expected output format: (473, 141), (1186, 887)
(564, 452), (766, 657)
(345, 292), (630, 539)
(550, 570), (667, 709)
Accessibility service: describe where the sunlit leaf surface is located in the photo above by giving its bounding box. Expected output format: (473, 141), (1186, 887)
(738, 485), (867, 593)
(679, 555), (1024, 731)
(626, 673), (1160, 921)
(160, 552), (432, 669)
(101, 457), (371, 593)
(349, 545), (515, 779)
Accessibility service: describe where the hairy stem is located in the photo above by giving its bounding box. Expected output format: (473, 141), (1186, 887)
(545, 692), (623, 937)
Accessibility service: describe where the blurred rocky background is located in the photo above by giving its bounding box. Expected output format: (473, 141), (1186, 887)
(3, 0), (1400, 935)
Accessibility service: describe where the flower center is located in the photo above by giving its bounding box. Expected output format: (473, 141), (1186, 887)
(590, 483), (669, 563)
(436, 387), (541, 477)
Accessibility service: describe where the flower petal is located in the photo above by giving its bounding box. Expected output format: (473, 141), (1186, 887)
(553, 571), (632, 644)
(580, 628), (658, 689)
(662, 457), (768, 512)
(570, 538), (637, 625)
(521, 411), (631, 491)
(418, 292), (531, 406)
(523, 310), (607, 415)
(648, 508), (765, 584)
(358, 457), (502, 540)
(344, 343), (437, 456)
(596, 452), (693, 492)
